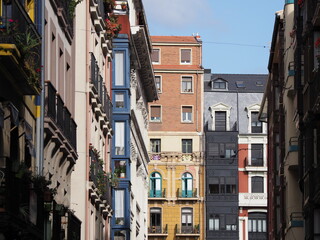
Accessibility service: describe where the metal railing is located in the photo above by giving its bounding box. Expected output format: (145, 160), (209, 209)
(89, 149), (112, 204)
(45, 82), (77, 151)
(175, 224), (200, 234)
(149, 188), (166, 198)
(176, 188), (197, 198)
(148, 224), (168, 234)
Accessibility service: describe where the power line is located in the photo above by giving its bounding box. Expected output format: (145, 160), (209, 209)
(203, 41), (270, 49)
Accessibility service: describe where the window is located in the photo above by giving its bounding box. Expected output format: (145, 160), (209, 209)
(181, 77), (193, 92)
(236, 81), (245, 88)
(150, 172), (162, 197)
(251, 144), (263, 166)
(251, 112), (262, 133)
(114, 160), (126, 178)
(182, 106), (192, 122)
(181, 208), (193, 233)
(225, 177), (236, 194)
(115, 93), (125, 108)
(151, 49), (160, 64)
(209, 215), (220, 230)
(150, 139), (161, 153)
(225, 143), (236, 158)
(182, 139), (192, 153)
(150, 106), (161, 122)
(251, 176), (264, 193)
(180, 49), (191, 64)
(209, 177), (219, 194)
(115, 122), (125, 155)
(209, 177), (236, 194)
(248, 213), (267, 233)
(215, 111), (226, 131)
(225, 215), (237, 231)
(155, 76), (161, 93)
(115, 190), (125, 225)
(115, 52), (125, 86)
(150, 208), (162, 233)
(181, 173), (193, 197)
(212, 79), (226, 89)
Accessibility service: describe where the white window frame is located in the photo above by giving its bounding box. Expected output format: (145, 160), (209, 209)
(150, 105), (162, 122)
(181, 76), (193, 93)
(209, 103), (231, 131)
(248, 143), (267, 167)
(180, 48), (192, 65)
(246, 104), (264, 133)
(248, 172), (267, 194)
(155, 75), (162, 93)
(181, 106), (193, 123)
(152, 48), (161, 64)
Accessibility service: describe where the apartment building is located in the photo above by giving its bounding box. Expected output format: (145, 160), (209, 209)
(204, 72), (267, 240)
(148, 35), (205, 240)
(0, 0), (43, 238)
(260, 0), (319, 239)
(71, 0), (114, 239)
(110, 1), (158, 239)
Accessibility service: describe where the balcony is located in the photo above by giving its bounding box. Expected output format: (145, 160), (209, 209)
(0, 1), (41, 96)
(89, 149), (112, 207)
(131, 25), (158, 102)
(239, 193), (267, 207)
(0, 167), (43, 239)
(149, 189), (166, 200)
(89, 53), (113, 135)
(244, 158), (267, 172)
(310, 70), (320, 114)
(44, 82), (77, 163)
(49, 0), (74, 43)
(176, 188), (198, 200)
(175, 224), (200, 237)
(148, 224), (168, 237)
(288, 212), (304, 228)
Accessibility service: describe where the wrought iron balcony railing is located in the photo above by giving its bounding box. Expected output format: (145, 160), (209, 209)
(89, 149), (112, 204)
(149, 188), (166, 198)
(45, 82), (77, 151)
(148, 224), (168, 234)
(176, 188), (197, 198)
(175, 224), (200, 235)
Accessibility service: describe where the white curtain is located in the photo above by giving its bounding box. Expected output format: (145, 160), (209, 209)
(155, 178), (161, 191)
(115, 190), (124, 218)
(115, 52), (124, 86)
(115, 122), (125, 155)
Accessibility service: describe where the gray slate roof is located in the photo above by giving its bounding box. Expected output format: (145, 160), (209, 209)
(204, 73), (268, 93)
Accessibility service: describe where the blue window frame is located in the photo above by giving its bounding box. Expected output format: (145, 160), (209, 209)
(181, 172), (193, 197)
(150, 172), (162, 197)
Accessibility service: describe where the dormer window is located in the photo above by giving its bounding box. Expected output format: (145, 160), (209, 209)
(212, 79), (227, 90)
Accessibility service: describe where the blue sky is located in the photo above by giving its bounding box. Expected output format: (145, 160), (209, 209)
(143, 0), (285, 74)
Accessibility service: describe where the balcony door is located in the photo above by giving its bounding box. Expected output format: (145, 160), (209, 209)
(182, 172), (193, 197)
(150, 172), (162, 197)
(150, 208), (162, 233)
(181, 208), (193, 233)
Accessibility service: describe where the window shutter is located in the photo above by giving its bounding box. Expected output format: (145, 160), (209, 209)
(183, 106), (192, 113)
(215, 111), (226, 131)
(152, 106), (161, 117)
(181, 49), (191, 63)
(152, 49), (159, 63)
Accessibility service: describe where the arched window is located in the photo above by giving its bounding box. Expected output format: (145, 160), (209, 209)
(181, 172), (193, 197)
(150, 172), (162, 197)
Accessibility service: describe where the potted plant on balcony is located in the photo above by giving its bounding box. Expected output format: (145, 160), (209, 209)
(121, 2), (127, 11)
(105, 15), (122, 40)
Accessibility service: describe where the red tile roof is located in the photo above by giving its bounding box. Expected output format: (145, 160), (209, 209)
(151, 36), (199, 44)
(153, 65), (203, 70)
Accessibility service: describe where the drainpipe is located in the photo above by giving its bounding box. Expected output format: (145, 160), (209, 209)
(36, 0), (45, 176)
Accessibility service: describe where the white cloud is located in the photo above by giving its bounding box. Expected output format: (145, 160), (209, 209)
(143, 0), (214, 30)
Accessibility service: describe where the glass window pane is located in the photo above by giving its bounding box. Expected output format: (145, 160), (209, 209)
(115, 122), (125, 155)
(115, 52), (124, 86)
(115, 93), (125, 108)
